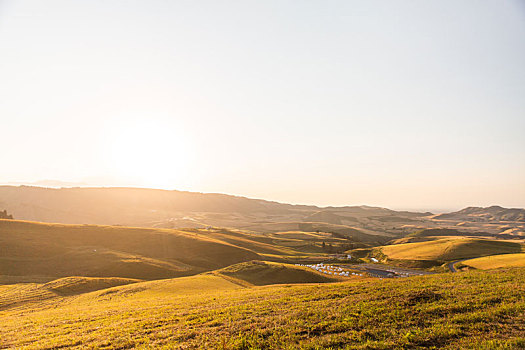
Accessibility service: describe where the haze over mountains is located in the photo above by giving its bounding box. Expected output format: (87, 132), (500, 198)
(434, 206), (525, 222)
(0, 185), (425, 224)
(1, 186), (524, 237)
(2, 186), (524, 349)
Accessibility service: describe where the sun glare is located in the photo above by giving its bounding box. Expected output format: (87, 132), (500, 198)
(107, 120), (189, 189)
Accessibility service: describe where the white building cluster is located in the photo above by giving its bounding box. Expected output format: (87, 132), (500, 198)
(295, 263), (363, 277)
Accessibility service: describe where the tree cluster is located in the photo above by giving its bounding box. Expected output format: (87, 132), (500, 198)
(0, 210), (13, 219)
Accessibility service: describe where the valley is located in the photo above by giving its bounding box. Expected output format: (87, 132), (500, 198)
(1, 187), (524, 349)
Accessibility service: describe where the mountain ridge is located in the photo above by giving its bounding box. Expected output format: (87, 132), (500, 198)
(433, 205), (525, 222)
(0, 185), (430, 226)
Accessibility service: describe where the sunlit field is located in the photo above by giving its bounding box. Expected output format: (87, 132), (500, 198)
(1, 269), (523, 349)
(1, 1), (524, 349)
(461, 253), (525, 270)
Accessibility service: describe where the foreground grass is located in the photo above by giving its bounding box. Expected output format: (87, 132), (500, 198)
(1, 269), (524, 349)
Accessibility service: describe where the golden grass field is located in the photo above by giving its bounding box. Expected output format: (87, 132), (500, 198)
(1, 216), (525, 349)
(0, 269), (523, 349)
(380, 236), (524, 262)
(0, 219), (367, 284)
(0, 219), (260, 282)
(461, 253), (525, 270)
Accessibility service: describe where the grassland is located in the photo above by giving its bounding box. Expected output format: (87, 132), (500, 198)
(380, 237), (523, 262)
(0, 219), (259, 282)
(184, 228), (325, 258)
(0, 276), (141, 311)
(0, 219), (368, 285)
(0, 269), (523, 349)
(1, 216), (525, 348)
(461, 253), (525, 270)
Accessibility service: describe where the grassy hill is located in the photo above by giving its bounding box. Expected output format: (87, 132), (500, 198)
(42, 276), (141, 295)
(182, 227), (373, 260)
(433, 206), (525, 222)
(0, 268), (523, 349)
(461, 253), (525, 270)
(184, 228), (307, 258)
(379, 237), (524, 265)
(215, 260), (340, 286)
(372, 236), (525, 268)
(0, 276), (140, 311)
(0, 219), (259, 281)
(407, 227), (522, 240)
(240, 221), (386, 243)
(0, 219), (371, 283)
(408, 228), (467, 237)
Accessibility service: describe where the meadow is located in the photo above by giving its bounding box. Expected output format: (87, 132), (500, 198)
(1, 269), (523, 349)
(1, 217), (525, 349)
(461, 253), (525, 270)
(377, 237), (524, 267)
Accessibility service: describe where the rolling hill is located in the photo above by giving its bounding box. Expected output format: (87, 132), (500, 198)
(0, 276), (141, 311)
(379, 237), (524, 265)
(434, 206), (525, 222)
(215, 260), (340, 286)
(461, 253), (525, 270)
(0, 219), (259, 281)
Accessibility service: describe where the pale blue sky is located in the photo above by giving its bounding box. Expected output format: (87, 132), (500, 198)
(0, 0), (524, 211)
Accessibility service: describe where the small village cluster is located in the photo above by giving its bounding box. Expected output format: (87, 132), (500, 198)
(295, 263), (363, 277)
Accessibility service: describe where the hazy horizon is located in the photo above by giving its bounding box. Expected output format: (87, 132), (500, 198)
(1, 180), (522, 214)
(1, 0), (524, 210)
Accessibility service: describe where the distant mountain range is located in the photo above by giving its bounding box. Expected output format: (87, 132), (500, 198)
(0, 186), (429, 234)
(3, 180), (91, 187)
(433, 206), (525, 222)
(0, 186), (523, 237)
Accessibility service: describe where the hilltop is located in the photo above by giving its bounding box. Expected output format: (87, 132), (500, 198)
(434, 206), (525, 222)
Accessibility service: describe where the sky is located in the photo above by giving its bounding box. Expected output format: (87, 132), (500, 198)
(0, 0), (524, 211)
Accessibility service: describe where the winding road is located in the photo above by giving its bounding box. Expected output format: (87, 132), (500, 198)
(448, 258), (470, 272)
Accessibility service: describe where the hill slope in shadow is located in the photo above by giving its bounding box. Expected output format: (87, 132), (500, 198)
(0, 219), (259, 281)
